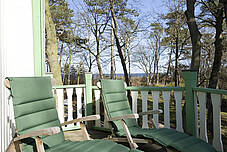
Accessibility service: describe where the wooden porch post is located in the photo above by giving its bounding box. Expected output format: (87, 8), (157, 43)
(32, 0), (45, 76)
(85, 73), (93, 128)
(182, 70), (197, 136)
(85, 73), (92, 116)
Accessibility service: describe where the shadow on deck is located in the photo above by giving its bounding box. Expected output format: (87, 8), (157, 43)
(64, 129), (174, 152)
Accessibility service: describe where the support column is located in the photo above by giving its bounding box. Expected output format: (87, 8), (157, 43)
(182, 70), (197, 136)
(32, 0), (45, 76)
(85, 73), (93, 128)
(85, 73), (92, 116)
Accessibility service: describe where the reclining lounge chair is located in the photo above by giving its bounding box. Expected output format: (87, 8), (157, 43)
(99, 79), (217, 152)
(4, 77), (142, 152)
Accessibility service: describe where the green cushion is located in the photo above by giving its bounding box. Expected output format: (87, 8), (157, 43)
(8, 77), (143, 152)
(8, 77), (65, 151)
(101, 79), (138, 132)
(47, 140), (141, 152)
(100, 79), (217, 152)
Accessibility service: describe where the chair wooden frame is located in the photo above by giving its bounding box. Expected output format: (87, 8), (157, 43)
(4, 79), (100, 152)
(96, 82), (163, 149)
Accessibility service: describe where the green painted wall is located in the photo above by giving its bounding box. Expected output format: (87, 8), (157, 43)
(32, 0), (44, 76)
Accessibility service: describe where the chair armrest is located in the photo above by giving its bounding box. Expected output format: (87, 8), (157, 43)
(61, 115), (100, 126)
(108, 114), (139, 121)
(139, 110), (163, 116)
(14, 127), (60, 142)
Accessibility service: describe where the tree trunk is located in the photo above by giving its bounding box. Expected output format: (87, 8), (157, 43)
(110, 18), (116, 79)
(153, 52), (156, 84)
(156, 40), (160, 84)
(175, 36), (179, 87)
(165, 49), (172, 85)
(183, 0), (202, 131)
(207, 6), (224, 134)
(88, 27), (92, 72)
(185, 0), (202, 70)
(67, 46), (72, 85)
(223, 0), (227, 25)
(45, 0), (62, 85)
(127, 47), (131, 83)
(59, 43), (63, 66)
(109, 0), (132, 105)
(109, 0), (130, 86)
(96, 54), (103, 79)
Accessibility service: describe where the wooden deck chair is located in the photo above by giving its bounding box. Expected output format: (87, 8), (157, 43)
(99, 79), (217, 152)
(4, 77), (142, 152)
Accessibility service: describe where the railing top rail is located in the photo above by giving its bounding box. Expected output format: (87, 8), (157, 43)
(92, 86), (99, 90)
(91, 86), (185, 91)
(126, 86), (185, 91)
(53, 84), (86, 89)
(193, 87), (227, 95)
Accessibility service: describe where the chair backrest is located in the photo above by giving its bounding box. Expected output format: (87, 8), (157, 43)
(100, 79), (138, 133)
(7, 77), (65, 151)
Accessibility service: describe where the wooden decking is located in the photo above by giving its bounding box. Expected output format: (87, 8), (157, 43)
(64, 129), (174, 152)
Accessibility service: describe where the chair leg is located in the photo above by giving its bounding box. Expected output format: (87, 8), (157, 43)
(7, 140), (22, 152)
(120, 120), (138, 149)
(80, 123), (91, 140)
(35, 137), (45, 152)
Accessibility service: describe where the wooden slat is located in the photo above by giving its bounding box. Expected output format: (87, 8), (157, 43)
(131, 91), (138, 114)
(197, 92), (208, 142)
(108, 114), (139, 121)
(61, 115), (100, 126)
(174, 91), (183, 132)
(106, 137), (148, 144)
(14, 127), (60, 142)
(211, 94), (223, 152)
(151, 91), (160, 128)
(139, 110), (162, 116)
(66, 88), (74, 128)
(94, 90), (101, 127)
(162, 91), (170, 128)
(76, 88), (83, 127)
(141, 91), (148, 128)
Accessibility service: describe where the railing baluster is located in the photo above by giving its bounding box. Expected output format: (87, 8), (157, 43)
(56, 89), (64, 124)
(131, 91), (138, 114)
(141, 91), (148, 128)
(163, 91), (170, 128)
(8, 96), (15, 143)
(152, 91), (160, 128)
(94, 90), (101, 127)
(197, 92), (208, 142)
(66, 88), (74, 128)
(174, 91), (183, 132)
(76, 88), (82, 127)
(211, 93), (223, 152)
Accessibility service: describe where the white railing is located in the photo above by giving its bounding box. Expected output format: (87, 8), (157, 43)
(53, 85), (86, 131)
(93, 87), (185, 132)
(194, 88), (226, 152)
(93, 86), (225, 152)
(0, 86), (16, 152)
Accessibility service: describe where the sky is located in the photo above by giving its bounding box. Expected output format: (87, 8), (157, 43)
(67, 0), (168, 74)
